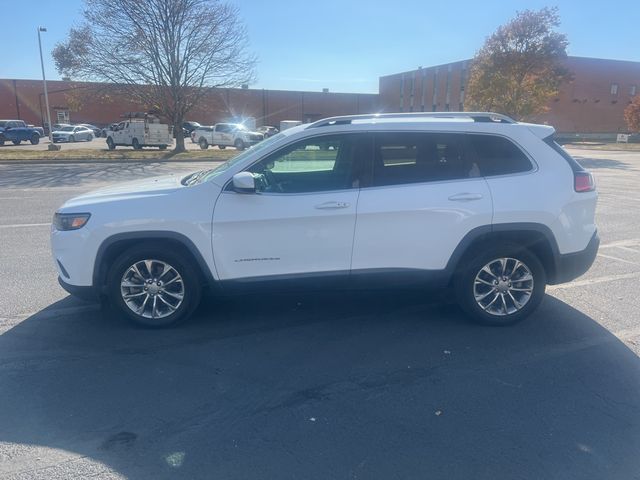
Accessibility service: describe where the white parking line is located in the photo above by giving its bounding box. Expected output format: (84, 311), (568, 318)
(597, 253), (640, 266)
(0, 223), (50, 229)
(599, 238), (640, 249)
(548, 271), (640, 290)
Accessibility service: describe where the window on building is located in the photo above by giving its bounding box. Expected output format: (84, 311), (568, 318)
(371, 133), (478, 187)
(610, 83), (619, 95)
(631, 85), (637, 96)
(468, 135), (533, 176)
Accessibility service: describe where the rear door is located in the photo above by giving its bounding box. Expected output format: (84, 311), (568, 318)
(351, 131), (493, 273)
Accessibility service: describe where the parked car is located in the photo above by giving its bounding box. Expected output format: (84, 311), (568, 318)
(28, 125), (45, 137)
(78, 124), (102, 138)
(182, 121), (201, 134)
(52, 125), (94, 143)
(106, 115), (172, 150)
(52, 112), (599, 328)
(0, 119), (42, 145)
(195, 123), (264, 150)
(257, 125), (279, 138)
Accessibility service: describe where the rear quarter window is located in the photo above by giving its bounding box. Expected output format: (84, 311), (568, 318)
(468, 135), (533, 176)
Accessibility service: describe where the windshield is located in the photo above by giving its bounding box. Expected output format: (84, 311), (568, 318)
(184, 132), (287, 185)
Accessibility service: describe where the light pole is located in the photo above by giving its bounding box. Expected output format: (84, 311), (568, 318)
(37, 26), (57, 150)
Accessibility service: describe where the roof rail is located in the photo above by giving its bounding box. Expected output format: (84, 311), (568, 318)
(306, 112), (516, 129)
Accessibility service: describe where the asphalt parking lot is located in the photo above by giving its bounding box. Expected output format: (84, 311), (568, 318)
(1, 148), (639, 479)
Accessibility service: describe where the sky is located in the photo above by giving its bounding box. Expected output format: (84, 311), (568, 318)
(1, 0), (638, 94)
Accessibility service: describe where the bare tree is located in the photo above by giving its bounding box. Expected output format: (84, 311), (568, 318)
(53, 0), (256, 151)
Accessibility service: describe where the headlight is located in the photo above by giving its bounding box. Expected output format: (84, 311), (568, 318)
(53, 212), (91, 231)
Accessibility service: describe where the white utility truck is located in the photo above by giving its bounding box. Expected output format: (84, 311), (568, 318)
(106, 113), (172, 150)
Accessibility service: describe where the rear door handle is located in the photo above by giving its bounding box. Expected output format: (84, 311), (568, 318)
(315, 201), (350, 209)
(448, 193), (484, 202)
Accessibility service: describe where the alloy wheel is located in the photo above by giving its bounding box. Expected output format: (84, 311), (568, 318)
(473, 257), (534, 316)
(120, 259), (185, 319)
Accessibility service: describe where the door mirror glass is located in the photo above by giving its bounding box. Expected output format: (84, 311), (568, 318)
(232, 172), (256, 193)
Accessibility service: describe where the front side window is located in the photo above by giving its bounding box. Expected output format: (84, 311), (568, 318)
(468, 135), (532, 176)
(372, 132), (477, 187)
(248, 135), (361, 193)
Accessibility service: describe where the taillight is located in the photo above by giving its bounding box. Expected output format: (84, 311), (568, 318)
(574, 171), (595, 192)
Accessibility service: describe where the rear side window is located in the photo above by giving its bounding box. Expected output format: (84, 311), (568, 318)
(372, 132), (478, 187)
(468, 135), (532, 176)
(543, 136), (584, 173)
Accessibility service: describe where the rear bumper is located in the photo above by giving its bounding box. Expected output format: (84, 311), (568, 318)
(58, 277), (99, 301)
(551, 231), (600, 284)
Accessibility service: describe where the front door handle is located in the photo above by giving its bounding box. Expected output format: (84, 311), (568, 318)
(315, 201), (350, 209)
(448, 193), (484, 202)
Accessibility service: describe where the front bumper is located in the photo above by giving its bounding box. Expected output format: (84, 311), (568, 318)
(551, 231), (600, 284)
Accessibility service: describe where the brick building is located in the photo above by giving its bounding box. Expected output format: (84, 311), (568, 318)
(379, 56), (640, 135)
(0, 79), (379, 129)
(2, 56), (638, 134)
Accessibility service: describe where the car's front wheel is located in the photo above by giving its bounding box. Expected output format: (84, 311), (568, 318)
(454, 245), (546, 326)
(107, 137), (115, 150)
(234, 139), (245, 150)
(199, 138), (209, 149)
(108, 246), (202, 327)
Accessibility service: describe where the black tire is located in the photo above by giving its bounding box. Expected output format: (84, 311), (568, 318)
(218, 145), (226, 150)
(12, 139), (21, 145)
(107, 137), (116, 150)
(107, 245), (202, 328)
(132, 138), (142, 150)
(454, 244), (546, 326)
(69, 135), (76, 143)
(234, 139), (245, 150)
(87, 134), (93, 142)
(30, 134), (40, 145)
(199, 137), (209, 150)
(159, 145), (167, 150)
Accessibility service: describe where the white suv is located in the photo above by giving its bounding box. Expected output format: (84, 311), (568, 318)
(51, 112), (599, 327)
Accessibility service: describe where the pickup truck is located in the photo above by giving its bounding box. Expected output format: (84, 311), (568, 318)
(0, 120), (41, 145)
(194, 123), (264, 150)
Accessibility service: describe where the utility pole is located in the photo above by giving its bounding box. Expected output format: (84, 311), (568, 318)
(38, 26), (58, 150)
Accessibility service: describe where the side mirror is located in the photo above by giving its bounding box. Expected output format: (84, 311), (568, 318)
(232, 172), (256, 193)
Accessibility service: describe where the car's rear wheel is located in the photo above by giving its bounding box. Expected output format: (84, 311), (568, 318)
(234, 139), (245, 150)
(30, 133), (40, 145)
(12, 139), (21, 145)
(132, 138), (142, 150)
(107, 137), (115, 150)
(199, 138), (209, 149)
(218, 145), (226, 150)
(454, 245), (546, 326)
(87, 134), (93, 141)
(159, 145), (167, 150)
(108, 246), (202, 327)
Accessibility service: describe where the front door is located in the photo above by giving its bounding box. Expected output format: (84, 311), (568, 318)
(351, 132), (493, 273)
(212, 133), (366, 281)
